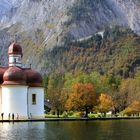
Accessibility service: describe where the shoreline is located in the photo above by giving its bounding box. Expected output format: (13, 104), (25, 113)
(0, 117), (140, 122)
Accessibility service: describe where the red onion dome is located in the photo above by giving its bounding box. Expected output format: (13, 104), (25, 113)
(8, 42), (22, 56)
(25, 69), (43, 87)
(0, 67), (7, 84)
(3, 67), (26, 85)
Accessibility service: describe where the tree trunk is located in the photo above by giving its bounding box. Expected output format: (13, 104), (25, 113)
(57, 109), (60, 118)
(85, 107), (88, 118)
(104, 112), (106, 118)
(103, 112), (106, 117)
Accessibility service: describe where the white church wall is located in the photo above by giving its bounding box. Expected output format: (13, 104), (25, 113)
(28, 87), (44, 118)
(1, 85), (28, 118)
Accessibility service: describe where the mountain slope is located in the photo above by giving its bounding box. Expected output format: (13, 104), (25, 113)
(43, 26), (140, 77)
(0, 0), (139, 75)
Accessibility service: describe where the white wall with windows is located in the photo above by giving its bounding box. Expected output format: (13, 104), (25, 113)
(28, 87), (44, 118)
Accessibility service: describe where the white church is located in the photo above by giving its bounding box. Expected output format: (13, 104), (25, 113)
(0, 42), (44, 119)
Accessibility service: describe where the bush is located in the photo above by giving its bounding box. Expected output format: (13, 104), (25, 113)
(50, 110), (56, 115)
(67, 111), (74, 116)
(75, 112), (85, 117)
(88, 114), (95, 118)
(62, 111), (68, 118)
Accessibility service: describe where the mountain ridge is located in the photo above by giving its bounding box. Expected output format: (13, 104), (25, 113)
(0, 0), (139, 75)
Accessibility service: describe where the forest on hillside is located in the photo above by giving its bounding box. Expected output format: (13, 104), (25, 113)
(43, 26), (140, 117)
(44, 26), (140, 77)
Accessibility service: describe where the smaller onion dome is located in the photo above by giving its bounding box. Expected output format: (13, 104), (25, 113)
(8, 42), (22, 56)
(25, 69), (43, 87)
(0, 67), (7, 84)
(3, 67), (26, 85)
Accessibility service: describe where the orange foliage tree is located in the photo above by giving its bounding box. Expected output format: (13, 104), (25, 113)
(95, 93), (113, 116)
(65, 83), (96, 117)
(119, 78), (137, 110)
(123, 100), (140, 116)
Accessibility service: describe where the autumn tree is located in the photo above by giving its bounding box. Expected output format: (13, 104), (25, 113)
(118, 78), (137, 111)
(134, 72), (140, 101)
(95, 93), (113, 117)
(64, 71), (107, 93)
(123, 100), (140, 116)
(43, 74), (49, 99)
(47, 73), (67, 117)
(65, 83), (96, 117)
(106, 75), (123, 114)
(64, 71), (91, 89)
(89, 71), (103, 93)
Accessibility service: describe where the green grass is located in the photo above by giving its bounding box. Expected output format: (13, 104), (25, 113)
(45, 113), (104, 118)
(45, 114), (63, 118)
(45, 112), (140, 118)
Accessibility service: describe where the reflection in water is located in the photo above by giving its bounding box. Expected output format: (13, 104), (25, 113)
(0, 122), (45, 140)
(0, 120), (140, 140)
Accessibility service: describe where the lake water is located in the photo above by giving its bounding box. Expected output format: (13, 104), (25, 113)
(0, 120), (140, 140)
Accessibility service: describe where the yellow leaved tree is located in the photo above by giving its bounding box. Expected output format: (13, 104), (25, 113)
(65, 83), (96, 117)
(95, 93), (113, 117)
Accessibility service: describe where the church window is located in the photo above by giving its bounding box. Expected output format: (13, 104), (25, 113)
(14, 58), (16, 63)
(32, 94), (36, 105)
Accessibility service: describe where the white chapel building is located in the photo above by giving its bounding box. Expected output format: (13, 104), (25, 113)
(0, 42), (44, 119)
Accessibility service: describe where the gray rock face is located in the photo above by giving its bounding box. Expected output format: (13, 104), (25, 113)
(0, 0), (140, 37)
(0, 0), (139, 72)
(115, 0), (140, 34)
(68, 0), (129, 39)
(0, 0), (74, 28)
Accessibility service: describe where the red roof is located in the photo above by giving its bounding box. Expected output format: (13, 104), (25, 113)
(0, 67), (8, 84)
(8, 42), (22, 56)
(3, 67), (26, 85)
(1, 67), (43, 86)
(25, 69), (43, 87)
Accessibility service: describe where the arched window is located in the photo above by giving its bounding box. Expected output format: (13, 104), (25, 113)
(32, 94), (36, 105)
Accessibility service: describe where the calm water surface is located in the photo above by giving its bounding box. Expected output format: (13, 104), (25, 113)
(0, 120), (140, 140)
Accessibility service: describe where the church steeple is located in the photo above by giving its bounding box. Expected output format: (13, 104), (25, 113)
(8, 42), (23, 67)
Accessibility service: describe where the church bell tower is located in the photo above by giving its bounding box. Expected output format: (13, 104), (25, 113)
(8, 42), (23, 67)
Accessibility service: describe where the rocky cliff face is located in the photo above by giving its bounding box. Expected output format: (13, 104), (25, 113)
(0, 0), (139, 74)
(0, 0), (75, 68)
(115, 0), (140, 34)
